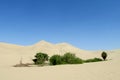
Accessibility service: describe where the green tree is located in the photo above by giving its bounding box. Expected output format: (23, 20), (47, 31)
(101, 51), (107, 60)
(33, 52), (49, 64)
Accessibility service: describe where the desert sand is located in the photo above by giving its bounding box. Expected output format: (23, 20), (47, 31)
(0, 40), (120, 80)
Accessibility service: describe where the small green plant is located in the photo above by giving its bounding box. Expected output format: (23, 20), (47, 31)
(84, 58), (102, 63)
(33, 52), (49, 64)
(101, 51), (107, 60)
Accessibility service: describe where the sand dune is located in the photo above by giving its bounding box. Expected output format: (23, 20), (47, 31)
(0, 40), (120, 80)
(0, 40), (94, 66)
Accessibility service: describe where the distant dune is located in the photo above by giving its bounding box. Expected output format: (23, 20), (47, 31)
(0, 40), (95, 66)
(0, 40), (120, 80)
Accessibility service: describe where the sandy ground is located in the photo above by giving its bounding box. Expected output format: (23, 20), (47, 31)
(0, 41), (120, 80)
(0, 59), (120, 80)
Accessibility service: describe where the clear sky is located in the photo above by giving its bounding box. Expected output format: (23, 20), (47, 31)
(0, 0), (120, 50)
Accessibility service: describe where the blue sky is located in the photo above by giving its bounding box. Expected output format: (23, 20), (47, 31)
(0, 0), (120, 50)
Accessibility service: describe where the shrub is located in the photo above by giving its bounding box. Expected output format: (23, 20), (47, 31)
(62, 52), (83, 64)
(84, 58), (102, 63)
(69, 57), (83, 64)
(62, 53), (75, 64)
(101, 51), (107, 60)
(49, 55), (63, 65)
(33, 52), (49, 64)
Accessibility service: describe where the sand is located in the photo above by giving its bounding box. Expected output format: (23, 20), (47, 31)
(0, 41), (120, 80)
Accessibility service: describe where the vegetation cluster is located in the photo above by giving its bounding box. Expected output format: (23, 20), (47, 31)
(14, 51), (107, 67)
(32, 52), (107, 66)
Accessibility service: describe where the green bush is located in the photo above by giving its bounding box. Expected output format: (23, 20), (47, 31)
(49, 55), (63, 65)
(101, 51), (107, 60)
(33, 52), (49, 64)
(69, 57), (83, 64)
(84, 58), (102, 63)
(49, 53), (83, 65)
(62, 53), (75, 63)
(62, 52), (83, 64)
